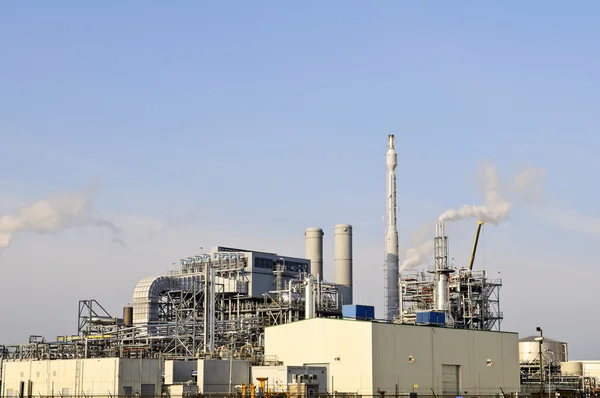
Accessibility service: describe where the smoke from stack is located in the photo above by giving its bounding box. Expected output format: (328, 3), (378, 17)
(400, 161), (546, 270)
(438, 160), (512, 224)
(0, 183), (124, 251)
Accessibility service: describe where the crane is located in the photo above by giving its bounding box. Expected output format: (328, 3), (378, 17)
(467, 221), (484, 271)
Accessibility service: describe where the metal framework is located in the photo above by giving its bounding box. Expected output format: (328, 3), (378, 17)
(396, 224), (503, 331)
(0, 250), (343, 364)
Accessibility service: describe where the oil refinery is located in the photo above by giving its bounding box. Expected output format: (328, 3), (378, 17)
(0, 135), (593, 397)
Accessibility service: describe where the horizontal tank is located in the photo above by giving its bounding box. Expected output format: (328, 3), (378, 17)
(280, 292), (302, 304)
(519, 336), (568, 364)
(561, 361), (583, 376)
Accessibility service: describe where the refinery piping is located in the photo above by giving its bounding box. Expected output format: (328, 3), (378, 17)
(0, 135), (503, 364)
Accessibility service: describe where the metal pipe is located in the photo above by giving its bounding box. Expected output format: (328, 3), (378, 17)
(537, 327), (544, 397)
(468, 221), (484, 270)
(305, 275), (315, 319)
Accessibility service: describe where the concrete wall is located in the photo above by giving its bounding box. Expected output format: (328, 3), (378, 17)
(0, 358), (162, 397)
(164, 360), (197, 385)
(265, 318), (520, 395)
(198, 360), (249, 393)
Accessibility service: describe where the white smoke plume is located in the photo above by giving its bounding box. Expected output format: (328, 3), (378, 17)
(400, 222), (434, 270)
(512, 166), (547, 204)
(401, 240), (432, 271)
(401, 161), (547, 270)
(0, 184), (124, 250)
(438, 160), (513, 224)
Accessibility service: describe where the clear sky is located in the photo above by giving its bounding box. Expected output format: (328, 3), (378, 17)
(1, 1), (599, 358)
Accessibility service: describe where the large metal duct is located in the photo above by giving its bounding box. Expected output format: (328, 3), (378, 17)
(305, 227), (324, 279)
(334, 224), (353, 305)
(132, 275), (204, 325)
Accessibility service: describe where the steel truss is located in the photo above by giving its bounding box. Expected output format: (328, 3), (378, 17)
(397, 267), (503, 331)
(2, 262), (342, 363)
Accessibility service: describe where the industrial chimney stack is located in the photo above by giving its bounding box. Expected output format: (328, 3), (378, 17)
(385, 134), (400, 321)
(305, 227), (324, 280)
(334, 224), (353, 305)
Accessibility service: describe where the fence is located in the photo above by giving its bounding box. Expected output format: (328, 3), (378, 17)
(2, 394), (577, 398)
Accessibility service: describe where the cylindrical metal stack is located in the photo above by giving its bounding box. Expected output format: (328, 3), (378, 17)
(334, 224), (353, 305)
(305, 227), (324, 280)
(123, 306), (133, 327)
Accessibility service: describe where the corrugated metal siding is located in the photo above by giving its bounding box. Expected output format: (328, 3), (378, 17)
(371, 324), (519, 395)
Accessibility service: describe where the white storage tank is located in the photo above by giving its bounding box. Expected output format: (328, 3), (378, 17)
(519, 336), (568, 364)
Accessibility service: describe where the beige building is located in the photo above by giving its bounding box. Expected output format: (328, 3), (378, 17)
(164, 359), (250, 393)
(1, 358), (162, 397)
(562, 361), (600, 379)
(264, 318), (520, 395)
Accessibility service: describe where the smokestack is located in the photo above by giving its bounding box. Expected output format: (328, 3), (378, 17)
(334, 224), (353, 305)
(305, 227), (324, 280)
(385, 134), (400, 321)
(433, 222), (451, 313)
(123, 306), (133, 327)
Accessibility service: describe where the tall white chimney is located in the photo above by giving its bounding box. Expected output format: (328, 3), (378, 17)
(385, 134), (399, 321)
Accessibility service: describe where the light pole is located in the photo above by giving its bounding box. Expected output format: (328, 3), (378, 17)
(545, 350), (555, 397)
(536, 327), (544, 398)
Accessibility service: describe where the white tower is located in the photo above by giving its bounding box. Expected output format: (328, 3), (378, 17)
(385, 134), (399, 321)
(334, 224), (353, 305)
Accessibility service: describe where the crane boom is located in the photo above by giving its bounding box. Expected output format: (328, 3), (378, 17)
(468, 221), (484, 271)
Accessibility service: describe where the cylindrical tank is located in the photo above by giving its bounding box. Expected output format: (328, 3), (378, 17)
(519, 337), (568, 364)
(305, 227), (324, 279)
(334, 224), (353, 305)
(305, 275), (315, 319)
(436, 273), (449, 311)
(123, 306), (133, 327)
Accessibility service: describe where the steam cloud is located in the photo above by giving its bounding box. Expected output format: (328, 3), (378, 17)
(400, 161), (546, 270)
(438, 160), (513, 224)
(0, 185), (124, 250)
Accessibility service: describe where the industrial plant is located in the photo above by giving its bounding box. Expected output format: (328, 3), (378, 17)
(0, 135), (592, 397)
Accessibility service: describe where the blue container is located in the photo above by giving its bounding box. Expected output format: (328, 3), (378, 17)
(342, 305), (375, 320)
(416, 311), (445, 326)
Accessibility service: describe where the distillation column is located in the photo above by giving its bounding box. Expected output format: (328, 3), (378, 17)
(305, 227), (324, 280)
(385, 134), (400, 321)
(434, 222), (453, 312)
(334, 224), (353, 305)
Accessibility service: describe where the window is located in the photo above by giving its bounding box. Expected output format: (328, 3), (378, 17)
(254, 257), (274, 270)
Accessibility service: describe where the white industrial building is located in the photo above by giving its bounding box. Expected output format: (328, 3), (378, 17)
(0, 358), (162, 397)
(164, 359), (250, 393)
(264, 318), (520, 395)
(562, 361), (600, 380)
(251, 365), (327, 393)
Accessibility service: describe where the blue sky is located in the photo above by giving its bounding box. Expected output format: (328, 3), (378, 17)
(1, 1), (600, 358)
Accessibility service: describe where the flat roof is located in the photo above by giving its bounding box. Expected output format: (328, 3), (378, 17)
(266, 316), (519, 335)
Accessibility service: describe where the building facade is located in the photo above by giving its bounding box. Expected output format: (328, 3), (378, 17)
(264, 318), (520, 395)
(1, 358), (162, 397)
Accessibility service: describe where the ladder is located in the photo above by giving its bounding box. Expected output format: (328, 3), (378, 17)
(74, 359), (81, 397)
